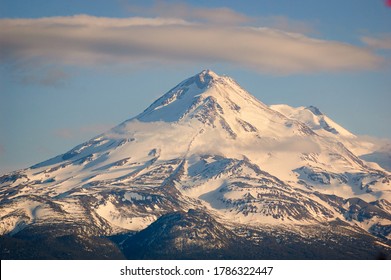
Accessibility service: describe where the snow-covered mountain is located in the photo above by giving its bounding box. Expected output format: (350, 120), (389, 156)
(1, 70), (390, 259)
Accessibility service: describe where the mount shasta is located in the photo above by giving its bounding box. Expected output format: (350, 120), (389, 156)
(1, 70), (390, 259)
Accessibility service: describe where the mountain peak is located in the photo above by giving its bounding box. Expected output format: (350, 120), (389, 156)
(198, 69), (219, 81)
(271, 104), (355, 138)
(306, 105), (323, 116)
(133, 69), (274, 126)
(181, 69), (221, 90)
(135, 69), (252, 123)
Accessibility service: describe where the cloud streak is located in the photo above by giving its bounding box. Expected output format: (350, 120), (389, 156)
(54, 124), (113, 139)
(19, 66), (70, 87)
(126, 2), (315, 34)
(0, 15), (383, 74)
(126, 1), (252, 25)
(361, 34), (391, 50)
(258, 15), (317, 35)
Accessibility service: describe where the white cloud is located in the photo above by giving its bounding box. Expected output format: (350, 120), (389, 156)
(357, 135), (391, 152)
(0, 15), (383, 74)
(361, 34), (391, 50)
(357, 135), (391, 171)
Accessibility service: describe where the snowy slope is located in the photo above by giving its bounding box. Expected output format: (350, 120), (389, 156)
(270, 104), (380, 157)
(270, 104), (355, 138)
(1, 70), (390, 258)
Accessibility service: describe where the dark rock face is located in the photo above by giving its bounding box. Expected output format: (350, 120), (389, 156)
(2, 210), (390, 260)
(0, 225), (125, 260)
(122, 209), (245, 259)
(120, 210), (391, 260)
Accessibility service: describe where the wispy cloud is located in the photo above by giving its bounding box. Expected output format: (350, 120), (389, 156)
(127, 2), (317, 34)
(54, 128), (74, 139)
(258, 15), (317, 35)
(361, 34), (391, 50)
(19, 66), (70, 87)
(126, 1), (252, 25)
(0, 14), (383, 74)
(357, 135), (391, 171)
(357, 135), (391, 152)
(54, 124), (113, 139)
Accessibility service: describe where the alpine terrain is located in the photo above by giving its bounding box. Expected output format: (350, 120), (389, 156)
(1, 70), (390, 259)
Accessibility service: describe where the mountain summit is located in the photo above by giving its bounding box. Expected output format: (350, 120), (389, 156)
(1, 70), (390, 259)
(136, 69), (270, 124)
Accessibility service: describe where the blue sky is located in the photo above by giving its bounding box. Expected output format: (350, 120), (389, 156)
(1, 0), (391, 173)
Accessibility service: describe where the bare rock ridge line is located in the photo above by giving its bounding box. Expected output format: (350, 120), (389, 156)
(0, 69), (390, 259)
